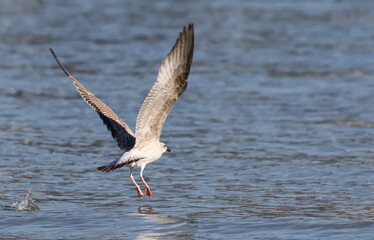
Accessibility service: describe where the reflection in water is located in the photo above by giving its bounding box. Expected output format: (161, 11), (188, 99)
(130, 207), (192, 240)
(137, 206), (155, 215)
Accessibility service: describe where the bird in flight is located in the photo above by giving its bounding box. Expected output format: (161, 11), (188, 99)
(50, 24), (194, 197)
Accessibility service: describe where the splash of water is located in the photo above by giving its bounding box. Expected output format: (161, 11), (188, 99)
(10, 191), (40, 211)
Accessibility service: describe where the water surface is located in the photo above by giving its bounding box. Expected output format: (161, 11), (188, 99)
(1, 0), (374, 239)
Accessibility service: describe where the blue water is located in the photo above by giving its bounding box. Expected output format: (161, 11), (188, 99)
(1, 0), (374, 239)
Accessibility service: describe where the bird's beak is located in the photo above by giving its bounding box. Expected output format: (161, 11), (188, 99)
(166, 147), (171, 152)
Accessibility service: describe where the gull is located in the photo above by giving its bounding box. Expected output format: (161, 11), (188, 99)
(50, 24), (194, 198)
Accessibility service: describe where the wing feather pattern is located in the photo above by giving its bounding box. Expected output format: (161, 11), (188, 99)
(135, 24), (194, 143)
(50, 48), (136, 151)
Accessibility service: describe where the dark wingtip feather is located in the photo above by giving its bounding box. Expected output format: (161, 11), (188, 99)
(50, 48), (72, 78)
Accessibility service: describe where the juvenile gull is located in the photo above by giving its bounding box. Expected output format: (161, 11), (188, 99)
(50, 24), (194, 197)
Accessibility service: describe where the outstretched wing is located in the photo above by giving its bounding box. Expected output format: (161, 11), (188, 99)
(50, 48), (136, 151)
(135, 24), (194, 143)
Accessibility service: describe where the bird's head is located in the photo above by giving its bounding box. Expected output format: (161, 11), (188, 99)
(161, 142), (171, 153)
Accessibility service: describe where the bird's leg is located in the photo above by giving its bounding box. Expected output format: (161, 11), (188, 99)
(140, 165), (153, 198)
(130, 168), (144, 197)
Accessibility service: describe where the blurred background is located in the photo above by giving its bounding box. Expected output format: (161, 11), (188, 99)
(0, 0), (374, 239)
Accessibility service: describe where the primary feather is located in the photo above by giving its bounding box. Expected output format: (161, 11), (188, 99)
(50, 48), (136, 151)
(135, 24), (194, 143)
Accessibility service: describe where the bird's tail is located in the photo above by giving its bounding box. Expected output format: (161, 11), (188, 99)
(97, 165), (113, 172)
(97, 157), (126, 173)
(97, 162), (126, 172)
(97, 156), (144, 172)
